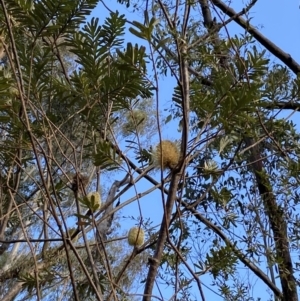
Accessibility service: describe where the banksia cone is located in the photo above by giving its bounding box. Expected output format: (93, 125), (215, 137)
(86, 191), (101, 209)
(127, 227), (144, 247)
(153, 140), (180, 170)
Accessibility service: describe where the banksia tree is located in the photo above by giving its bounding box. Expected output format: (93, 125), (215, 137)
(1, 0), (298, 300)
(152, 140), (180, 170)
(127, 227), (145, 247)
(0, 3), (152, 301)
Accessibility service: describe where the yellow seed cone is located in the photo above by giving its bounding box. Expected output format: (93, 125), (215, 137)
(153, 140), (180, 170)
(127, 227), (144, 247)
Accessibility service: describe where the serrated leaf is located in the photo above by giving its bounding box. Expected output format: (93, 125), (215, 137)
(93, 140), (122, 170)
(129, 27), (148, 40)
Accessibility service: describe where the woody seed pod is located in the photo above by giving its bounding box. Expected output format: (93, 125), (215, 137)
(153, 140), (180, 170)
(127, 227), (144, 247)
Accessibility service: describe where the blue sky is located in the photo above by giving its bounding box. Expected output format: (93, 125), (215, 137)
(86, 1), (300, 300)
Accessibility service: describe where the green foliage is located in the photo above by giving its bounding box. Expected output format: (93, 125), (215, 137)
(5, 0), (98, 35)
(1, 0), (300, 301)
(93, 139), (122, 170)
(206, 245), (238, 280)
(0, 1), (153, 299)
(116, 42), (147, 73)
(122, 109), (147, 136)
(136, 147), (153, 164)
(18, 269), (55, 294)
(129, 12), (159, 42)
(79, 193), (100, 212)
(68, 13), (126, 75)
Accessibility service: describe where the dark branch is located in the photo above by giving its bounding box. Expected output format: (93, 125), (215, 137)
(0, 238), (63, 243)
(263, 101), (300, 110)
(211, 0), (300, 75)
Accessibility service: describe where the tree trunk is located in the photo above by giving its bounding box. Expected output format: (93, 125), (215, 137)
(245, 137), (298, 301)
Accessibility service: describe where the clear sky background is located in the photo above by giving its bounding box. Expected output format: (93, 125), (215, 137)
(87, 1), (300, 300)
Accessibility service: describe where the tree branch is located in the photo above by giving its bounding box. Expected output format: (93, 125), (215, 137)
(211, 0), (300, 75)
(182, 201), (283, 299)
(111, 154), (283, 299)
(244, 137), (298, 301)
